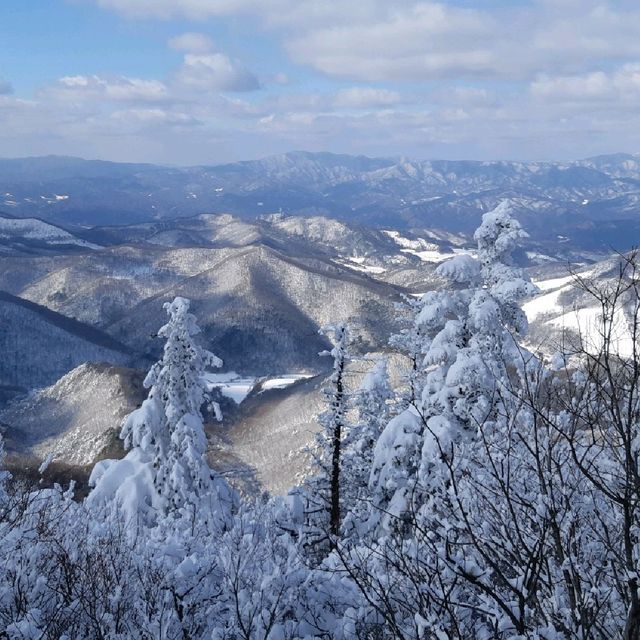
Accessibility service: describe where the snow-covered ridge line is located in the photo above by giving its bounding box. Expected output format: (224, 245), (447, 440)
(0, 216), (100, 248)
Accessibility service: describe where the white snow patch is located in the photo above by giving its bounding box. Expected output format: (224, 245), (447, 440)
(203, 372), (256, 404)
(382, 229), (425, 250)
(526, 251), (556, 263)
(402, 248), (463, 262)
(203, 372), (315, 403)
(338, 257), (387, 274)
(522, 288), (565, 320)
(382, 229), (472, 263)
(532, 269), (594, 292)
(260, 374), (314, 391)
(527, 268), (636, 358)
(551, 305), (635, 358)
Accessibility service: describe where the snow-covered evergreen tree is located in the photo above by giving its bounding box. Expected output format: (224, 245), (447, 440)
(350, 357), (394, 485)
(88, 296), (234, 526)
(302, 323), (352, 550)
(417, 201), (536, 482)
(370, 201), (536, 530)
(342, 356), (394, 538)
(388, 296), (428, 409)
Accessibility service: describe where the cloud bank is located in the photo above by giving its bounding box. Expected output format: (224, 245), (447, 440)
(0, 0), (638, 163)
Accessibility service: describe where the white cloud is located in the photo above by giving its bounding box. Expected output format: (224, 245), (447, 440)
(2, 74), (640, 164)
(286, 3), (497, 81)
(333, 87), (402, 109)
(271, 72), (290, 86)
(109, 108), (202, 128)
(429, 86), (493, 107)
(95, 0), (267, 19)
(48, 75), (170, 103)
(94, 0), (640, 83)
(94, 0), (392, 25)
(531, 3), (640, 61)
(175, 53), (260, 92)
(531, 65), (640, 104)
(168, 32), (214, 53)
(5, 0), (640, 162)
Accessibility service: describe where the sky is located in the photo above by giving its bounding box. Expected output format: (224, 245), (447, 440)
(0, 0), (639, 165)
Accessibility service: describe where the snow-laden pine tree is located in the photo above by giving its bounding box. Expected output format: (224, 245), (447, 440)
(301, 323), (352, 550)
(341, 356), (394, 538)
(88, 296), (234, 526)
(388, 296), (428, 410)
(417, 200), (536, 482)
(369, 201), (536, 530)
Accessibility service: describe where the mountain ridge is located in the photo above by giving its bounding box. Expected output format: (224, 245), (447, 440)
(2, 151), (640, 252)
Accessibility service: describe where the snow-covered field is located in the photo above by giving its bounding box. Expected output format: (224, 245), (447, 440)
(203, 372), (314, 404)
(336, 256), (387, 274)
(382, 229), (472, 263)
(524, 268), (635, 357)
(260, 375), (315, 391)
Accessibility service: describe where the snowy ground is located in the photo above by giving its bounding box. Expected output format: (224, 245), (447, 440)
(203, 372), (315, 405)
(382, 229), (472, 263)
(0, 216), (100, 248)
(524, 267), (635, 357)
(336, 256), (387, 275)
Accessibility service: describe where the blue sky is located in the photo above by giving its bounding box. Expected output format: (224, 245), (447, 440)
(0, 0), (639, 164)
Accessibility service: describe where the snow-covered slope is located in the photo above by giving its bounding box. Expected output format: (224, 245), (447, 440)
(0, 213), (99, 252)
(107, 245), (403, 372)
(0, 243), (407, 374)
(1, 363), (144, 466)
(212, 374), (326, 495)
(214, 352), (409, 495)
(525, 259), (636, 356)
(0, 291), (135, 401)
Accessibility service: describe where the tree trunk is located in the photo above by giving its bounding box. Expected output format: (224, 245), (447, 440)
(330, 364), (343, 539)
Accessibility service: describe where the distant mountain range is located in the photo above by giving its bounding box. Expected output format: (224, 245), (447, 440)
(2, 151), (640, 252)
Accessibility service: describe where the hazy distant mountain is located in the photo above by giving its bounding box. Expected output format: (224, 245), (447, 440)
(2, 151), (640, 251)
